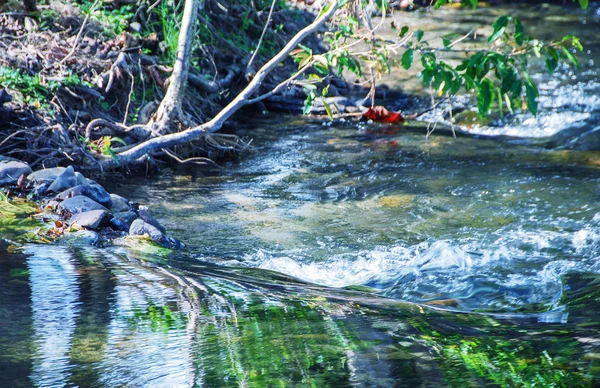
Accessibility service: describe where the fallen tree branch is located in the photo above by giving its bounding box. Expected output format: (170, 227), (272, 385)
(97, 0), (340, 169)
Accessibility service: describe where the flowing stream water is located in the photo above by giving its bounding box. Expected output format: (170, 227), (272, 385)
(2, 3), (600, 387)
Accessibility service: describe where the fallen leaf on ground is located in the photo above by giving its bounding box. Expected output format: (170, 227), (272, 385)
(363, 106), (404, 124)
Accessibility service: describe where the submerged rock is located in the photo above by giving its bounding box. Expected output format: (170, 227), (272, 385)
(56, 184), (112, 207)
(47, 165), (78, 193)
(129, 218), (167, 246)
(70, 210), (110, 230)
(58, 195), (107, 214)
(61, 230), (99, 246)
(0, 160), (32, 186)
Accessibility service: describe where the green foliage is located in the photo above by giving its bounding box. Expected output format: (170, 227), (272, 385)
(426, 335), (591, 387)
(78, 0), (135, 37)
(152, 0), (182, 61)
(0, 67), (87, 109)
(85, 135), (127, 163)
(293, 0), (586, 119)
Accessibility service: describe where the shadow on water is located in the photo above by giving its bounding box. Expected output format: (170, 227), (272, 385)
(1, 239), (600, 387)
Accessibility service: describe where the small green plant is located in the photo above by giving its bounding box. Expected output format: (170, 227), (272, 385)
(85, 135), (127, 163)
(77, 0), (135, 37)
(153, 0), (181, 61)
(0, 66), (59, 108)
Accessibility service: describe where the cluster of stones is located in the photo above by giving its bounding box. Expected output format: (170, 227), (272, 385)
(0, 157), (182, 249)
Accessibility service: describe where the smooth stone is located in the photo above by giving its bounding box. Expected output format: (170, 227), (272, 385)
(70, 210), (110, 230)
(0, 160), (32, 185)
(58, 195), (107, 214)
(56, 184), (112, 207)
(129, 21), (142, 33)
(138, 206), (166, 234)
(108, 217), (129, 231)
(27, 167), (66, 184)
(109, 193), (131, 212)
(75, 172), (89, 186)
(113, 210), (137, 227)
(47, 165), (78, 193)
(129, 218), (167, 246)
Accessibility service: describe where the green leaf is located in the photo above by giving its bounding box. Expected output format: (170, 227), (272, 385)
(421, 53), (436, 70)
(401, 49), (413, 70)
(303, 92), (314, 115)
(513, 18), (525, 45)
(107, 148), (119, 164)
(477, 79), (493, 117)
(322, 100), (334, 121)
(415, 30), (424, 42)
(442, 38), (452, 48)
(579, 0), (588, 9)
(111, 136), (127, 146)
(421, 68), (434, 86)
(545, 47), (559, 74)
(375, 0), (388, 10)
(317, 3), (332, 18)
(561, 46), (580, 70)
(488, 15), (511, 43)
(399, 26), (409, 38)
(523, 73), (539, 116)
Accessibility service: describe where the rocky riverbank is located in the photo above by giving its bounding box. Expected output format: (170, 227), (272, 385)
(0, 156), (182, 249)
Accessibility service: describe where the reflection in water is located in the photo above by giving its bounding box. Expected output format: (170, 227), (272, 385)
(0, 242), (599, 386)
(25, 245), (79, 388)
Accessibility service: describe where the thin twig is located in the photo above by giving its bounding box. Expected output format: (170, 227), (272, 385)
(246, 0), (277, 74)
(56, 0), (99, 67)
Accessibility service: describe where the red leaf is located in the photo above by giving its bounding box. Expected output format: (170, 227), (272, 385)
(362, 106), (404, 124)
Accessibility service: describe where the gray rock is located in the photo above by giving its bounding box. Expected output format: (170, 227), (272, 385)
(0, 160), (32, 185)
(47, 166), (78, 193)
(138, 206), (166, 234)
(58, 195), (107, 214)
(129, 218), (167, 245)
(56, 184), (112, 207)
(70, 210), (110, 230)
(129, 21), (142, 33)
(113, 210), (137, 227)
(27, 167), (66, 184)
(109, 194), (131, 212)
(75, 172), (89, 186)
(109, 217), (129, 231)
